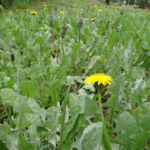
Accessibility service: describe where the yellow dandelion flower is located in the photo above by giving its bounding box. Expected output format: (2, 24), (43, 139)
(44, 7), (48, 10)
(84, 73), (113, 85)
(136, 13), (138, 15)
(106, 19), (110, 23)
(16, 27), (20, 29)
(98, 9), (102, 11)
(74, 4), (77, 7)
(60, 11), (64, 14)
(94, 5), (97, 8)
(117, 7), (121, 10)
(45, 137), (48, 141)
(26, 8), (29, 12)
(16, 9), (20, 12)
(43, 4), (46, 7)
(91, 18), (96, 21)
(141, 15), (143, 16)
(31, 11), (37, 15)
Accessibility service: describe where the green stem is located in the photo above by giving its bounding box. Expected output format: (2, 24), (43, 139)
(51, 26), (58, 64)
(115, 15), (121, 30)
(98, 91), (112, 150)
(62, 37), (64, 57)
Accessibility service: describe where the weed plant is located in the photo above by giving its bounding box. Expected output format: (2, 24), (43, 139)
(0, 1), (150, 150)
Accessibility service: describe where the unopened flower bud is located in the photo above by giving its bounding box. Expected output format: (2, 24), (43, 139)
(49, 14), (54, 27)
(120, 6), (124, 15)
(61, 24), (67, 37)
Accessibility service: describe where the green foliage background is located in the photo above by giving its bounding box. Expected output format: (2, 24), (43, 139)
(0, 0), (150, 149)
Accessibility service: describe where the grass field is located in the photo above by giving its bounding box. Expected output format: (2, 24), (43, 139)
(0, 0), (150, 149)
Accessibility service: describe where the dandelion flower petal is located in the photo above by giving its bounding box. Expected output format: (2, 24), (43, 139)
(84, 73), (113, 85)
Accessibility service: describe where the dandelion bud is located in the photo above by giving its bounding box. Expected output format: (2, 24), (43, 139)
(62, 24), (67, 31)
(11, 53), (15, 61)
(79, 17), (83, 27)
(76, 21), (80, 28)
(49, 14), (54, 27)
(120, 6), (124, 15)
(54, 4), (57, 11)
(61, 24), (67, 37)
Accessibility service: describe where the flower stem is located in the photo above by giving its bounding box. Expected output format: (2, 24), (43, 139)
(51, 26), (58, 62)
(115, 15), (121, 30)
(98, 91), (112, 150)
(62, 37), (64, 57)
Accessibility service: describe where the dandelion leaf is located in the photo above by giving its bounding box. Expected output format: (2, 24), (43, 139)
(80, 122), (103, 150)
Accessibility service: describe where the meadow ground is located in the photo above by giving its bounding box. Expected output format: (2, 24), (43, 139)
(0, 0), (150, 150)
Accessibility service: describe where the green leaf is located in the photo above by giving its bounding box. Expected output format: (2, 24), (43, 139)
(104, 75), (125, 123)
(18, 133), (34, 150)
(80, 33), (87, 44)
(13, 115), (32, 130)
(63, 113), (79, 141)
(67, 76), (84, 85)
(13, 96), (33, 130)
(20, 81), (38, 98)
(14, 96), (33, 114)
(46, 80), (61, 106)
(26, 114), (41, 143)
(84, 97), (99, 121)
(80, 122), (103, 150)
(27, 66), (48, 77)
(0, 88), (21, 106)
(108, 29), (119, 49)
(27, 98), (46, 121)
(7, 133), (18, 150)
(0, 124), (8, 143)
(71, 44), (81, 51)
(138, 112), (150, 132)
(41, 107), (59, 131)
(88, 55), (100, 70)
(57, 67), (67, 84)
(115, 111), (137, 134)
(71, 139), (81, 149)
(17, 67), (26, 87)
(82, 84), (95, 92)
(66, 114), (87, 141)
(132, 132), (148, 150)
(69, 93), (85, 114)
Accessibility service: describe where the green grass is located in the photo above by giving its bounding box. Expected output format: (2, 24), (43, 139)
(0, 1), (150, 150)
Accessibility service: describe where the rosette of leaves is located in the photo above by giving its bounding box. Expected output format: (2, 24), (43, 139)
(49, 14), (54, 27)
(120, 6), (125, 15)
(60, 24), (67, 38)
